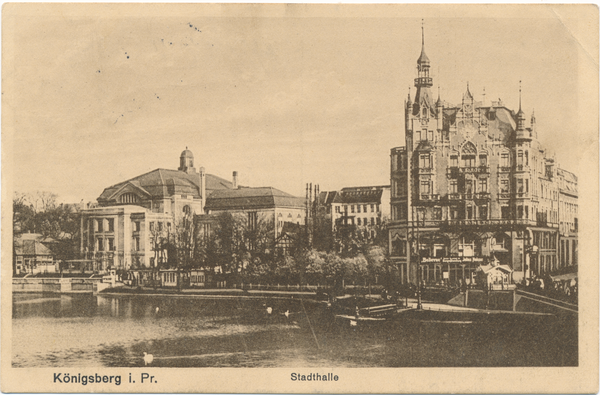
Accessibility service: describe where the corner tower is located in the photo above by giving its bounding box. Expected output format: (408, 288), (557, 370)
(412, 21), (436, 118)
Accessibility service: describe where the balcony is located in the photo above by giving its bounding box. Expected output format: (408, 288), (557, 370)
(474, 192), (491, 200)
(498, 192), (511, 200)
(514, 165), (530, 173)
(414, 77), (433, 87)
(458, 166), (489, 174)
(447, 167), (460, 178)
(447, 193), (461, 201)
(419, 194), (440, 202)
(445, 218), (537, 227)
(418, 167), (434, 174)
(497, 165), (511, 173)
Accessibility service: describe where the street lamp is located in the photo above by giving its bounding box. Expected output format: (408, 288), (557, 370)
(523, 231), (538, 283)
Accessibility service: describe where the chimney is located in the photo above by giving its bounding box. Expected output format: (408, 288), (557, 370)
(199, 167), (206, 213)
(232, 171), (238, 189)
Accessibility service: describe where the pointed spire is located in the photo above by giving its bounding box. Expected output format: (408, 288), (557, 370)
(518, 80), (522, 112)
(417, 19), (430, 65)
(463, 82), (473, 103)
(436, 85), (442, 107)
(517, 80), (525, 118)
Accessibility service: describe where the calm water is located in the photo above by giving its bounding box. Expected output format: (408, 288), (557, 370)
(12, 293), (577, 368)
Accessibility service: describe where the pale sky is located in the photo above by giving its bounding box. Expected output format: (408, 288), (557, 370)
(4, 4), (597, 203)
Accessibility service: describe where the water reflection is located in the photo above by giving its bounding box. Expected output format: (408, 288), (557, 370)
(12, 293), (577, 368)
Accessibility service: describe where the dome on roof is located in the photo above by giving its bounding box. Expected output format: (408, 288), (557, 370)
(180, 149), (194, 159)
(417, 49), (430, 65)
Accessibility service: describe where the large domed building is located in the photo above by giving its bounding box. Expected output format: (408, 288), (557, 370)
(79, 149), (306, 282)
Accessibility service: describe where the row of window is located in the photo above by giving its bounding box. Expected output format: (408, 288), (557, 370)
(391, 203), (555, 222)
(92, 218), (115, 233)
(335, 204), (379, 214)
(95, 237), (115, 252)
(148, 221), (172, 233)
(414, 177), (536, 196)
(356, 217), (379, 226)
(391, 236), (484, 258)
(417, 151), (532, 170)
(423, 178), (489, 195)
(340, 217), (382, 226)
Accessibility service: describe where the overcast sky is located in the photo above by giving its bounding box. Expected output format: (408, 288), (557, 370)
(4, 4), (597, 203)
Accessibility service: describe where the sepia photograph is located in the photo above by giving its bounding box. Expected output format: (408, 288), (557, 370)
(2, 3), (598, 393)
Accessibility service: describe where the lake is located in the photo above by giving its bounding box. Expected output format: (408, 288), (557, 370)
(12, 293), (577, 368)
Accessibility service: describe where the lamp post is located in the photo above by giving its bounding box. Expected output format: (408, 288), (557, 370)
(413, 207), (423, 310)
(524, 231), (538, 283)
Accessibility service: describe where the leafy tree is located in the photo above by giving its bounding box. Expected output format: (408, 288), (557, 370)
(13, 192), (82, 264)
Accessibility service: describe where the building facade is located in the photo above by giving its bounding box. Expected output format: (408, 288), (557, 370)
(14, 233), (57, 275)
(199, 186), (306, 240)
(318, 185), (390, 234)
(80, 149), (234, 272)
(557, 168), (578, 268)
(388, 29), (577, 286)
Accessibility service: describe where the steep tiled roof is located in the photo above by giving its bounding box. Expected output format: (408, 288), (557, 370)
(317, 191), (339, 206)
(98, 168), (233, 203)
(14, 235), (55, 257)
(205, 187), (305, 211)
(338, 189), (383, 204)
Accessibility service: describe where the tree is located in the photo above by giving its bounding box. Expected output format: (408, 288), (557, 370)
(13, 192), (82, 265)
(166, 214), (196, 290)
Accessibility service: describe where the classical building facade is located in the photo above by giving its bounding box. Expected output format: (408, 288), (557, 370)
(80, 149), (234, 271)
(388, 29), (577, 285)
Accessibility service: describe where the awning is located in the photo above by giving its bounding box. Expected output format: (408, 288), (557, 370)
(551, 272), (577, 282)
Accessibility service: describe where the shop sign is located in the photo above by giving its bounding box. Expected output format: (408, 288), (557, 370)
(421, 257), (484, 264)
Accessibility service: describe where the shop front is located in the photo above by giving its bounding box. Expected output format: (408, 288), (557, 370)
(420, 257), (484, 286)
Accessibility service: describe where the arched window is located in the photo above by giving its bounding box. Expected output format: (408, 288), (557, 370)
(461, 142), (477, 167)
(183, 205), (191, 215)
(119, 193), (138, 204)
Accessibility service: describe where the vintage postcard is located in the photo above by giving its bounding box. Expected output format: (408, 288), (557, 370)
(2, 3), (598, 393)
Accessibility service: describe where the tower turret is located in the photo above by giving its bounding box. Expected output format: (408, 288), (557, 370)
(413, 21), (435, 117)
(515, 82), (530, 140)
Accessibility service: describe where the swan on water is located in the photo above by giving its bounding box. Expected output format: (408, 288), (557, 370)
(143, 352), (154, 366)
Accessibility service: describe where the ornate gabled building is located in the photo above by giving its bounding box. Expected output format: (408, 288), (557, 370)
(389, 27), (577, 286)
